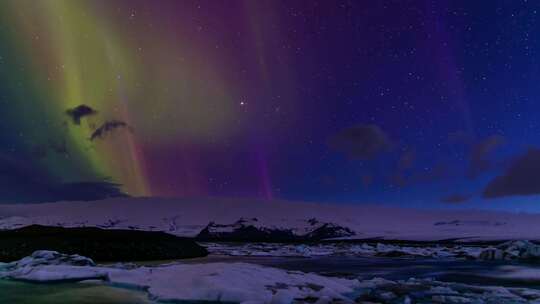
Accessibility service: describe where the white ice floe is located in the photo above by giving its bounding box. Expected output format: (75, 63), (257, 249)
(204, 242), (484, 259)
(0, 251), (540, 304)
(0, 251), (104, 282)
(108, 263), (358, 303)
(3, 251), (540, 304)
(0, 251), (359, 303)
(353, 277), (540, 303)
(1, 197), (540, 241)
(10, 250), (96, 268)
(478, 240), (540, 261)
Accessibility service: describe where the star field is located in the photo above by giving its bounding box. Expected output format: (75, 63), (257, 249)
(0, 1), (540, 210)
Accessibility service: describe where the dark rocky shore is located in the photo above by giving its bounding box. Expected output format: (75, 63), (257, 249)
(195, 217), (356, 242)
(0, 225), (208, 262)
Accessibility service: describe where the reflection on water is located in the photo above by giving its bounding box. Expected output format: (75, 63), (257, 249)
(0, 280), (151, 304)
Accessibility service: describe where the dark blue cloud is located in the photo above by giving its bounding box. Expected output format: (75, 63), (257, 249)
(0, 154), (126, 204)
(329, 124), (392, 160)
(483, 148), (540, 199)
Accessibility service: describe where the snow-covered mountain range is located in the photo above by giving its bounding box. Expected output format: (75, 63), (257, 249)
(1, 197), (540, 241)
(197, 217), (355, 241)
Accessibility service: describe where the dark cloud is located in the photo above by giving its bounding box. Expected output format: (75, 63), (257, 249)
(483, 148), (540, 199)
(0, 154), (126, 204)
(90, 120), (133, 141)
(66, 105), (98, 125)
(441, 193), (471, 203)
(51, 181), (127, 202)
(329, 124), (392, 160)
(467, 135), (505, 179)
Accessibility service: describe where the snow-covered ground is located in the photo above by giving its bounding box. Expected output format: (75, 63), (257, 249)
(3, 251), (540, 304)
(1, 197), (540, 241)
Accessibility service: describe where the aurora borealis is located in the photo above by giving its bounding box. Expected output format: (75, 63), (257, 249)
(2, 1), (540, 210)
(0, 0), (252, 199)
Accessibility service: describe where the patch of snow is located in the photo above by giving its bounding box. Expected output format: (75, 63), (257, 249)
(479, 240), (540, 261)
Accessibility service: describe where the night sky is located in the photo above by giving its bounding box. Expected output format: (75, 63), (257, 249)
(1, 0), (540, 211)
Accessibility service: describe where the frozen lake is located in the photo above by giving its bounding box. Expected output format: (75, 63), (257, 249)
(4, 255), (540, 303)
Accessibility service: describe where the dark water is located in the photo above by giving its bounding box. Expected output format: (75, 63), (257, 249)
(3, 256), (540, 303)
(187, 255), (540, 289)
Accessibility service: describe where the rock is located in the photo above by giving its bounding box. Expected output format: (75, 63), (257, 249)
(376, 250), (412, 257)
(303, 222), (356, 240)
(0, 225), (208, 262)
(196, 217), (355, 242)
(196, 218), (296, 242)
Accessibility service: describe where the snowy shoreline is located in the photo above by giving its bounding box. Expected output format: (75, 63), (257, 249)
(3, 251), (540, 303)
